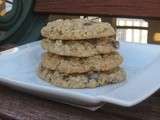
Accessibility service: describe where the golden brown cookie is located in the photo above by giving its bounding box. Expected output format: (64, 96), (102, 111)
(42, 38), (117, 57)
(41, 52), (123, 74)
(38, 66), (126, 88)
(41, 19), (115, 40)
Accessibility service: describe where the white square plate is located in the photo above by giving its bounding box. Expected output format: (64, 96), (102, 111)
(0, 41), (160, 110)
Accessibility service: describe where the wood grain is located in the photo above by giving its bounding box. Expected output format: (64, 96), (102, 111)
(35, 0), (160, 19)
(0, 85), (160, 120)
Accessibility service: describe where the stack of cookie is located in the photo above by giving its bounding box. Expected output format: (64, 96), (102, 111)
(38, 19), (126, 88)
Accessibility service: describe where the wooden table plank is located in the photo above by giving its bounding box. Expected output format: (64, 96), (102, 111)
(0, 86), (123, 120)
(0, 85), (159, 120)
(35, 0), (160, 19)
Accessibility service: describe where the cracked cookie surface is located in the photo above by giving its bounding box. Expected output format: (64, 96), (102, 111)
(38, 66), (126, 88)
(41, 19), (115, 40)
(41, 52), (123, 74)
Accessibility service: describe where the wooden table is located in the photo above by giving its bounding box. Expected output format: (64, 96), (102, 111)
(0, 85), (159, 120)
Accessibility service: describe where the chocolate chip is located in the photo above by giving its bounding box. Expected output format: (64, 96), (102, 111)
(84, 22), (92, 26)
(112, 41), (120, 49)
(58, 31), (63, 35)
(88, 72), (99, 80)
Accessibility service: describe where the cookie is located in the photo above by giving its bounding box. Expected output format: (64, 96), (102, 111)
(42, 38), (117, 57)
(41, 19), (115, 40)
(38, 66), (126, 88)
(41, 52), (123, 74)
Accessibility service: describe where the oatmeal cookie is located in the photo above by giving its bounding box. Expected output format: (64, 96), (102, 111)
(38, 66), (126, 88)
(42, 38), (117, 57)
(41, 19), (115, 40)
(41, 52), (123, 74)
